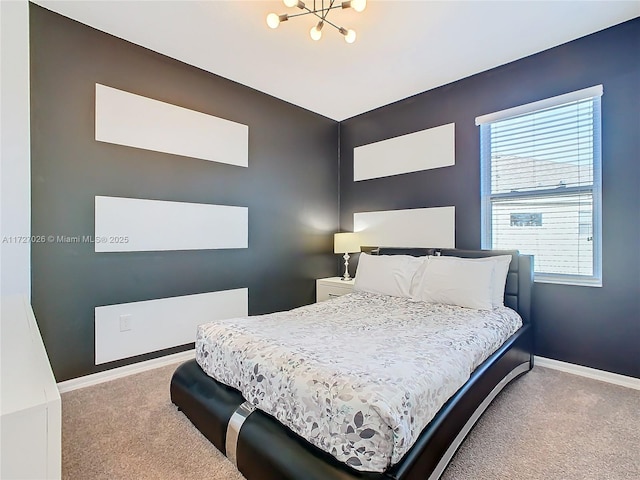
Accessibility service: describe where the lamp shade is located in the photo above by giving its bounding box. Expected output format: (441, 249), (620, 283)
(334, 232), (360, 254)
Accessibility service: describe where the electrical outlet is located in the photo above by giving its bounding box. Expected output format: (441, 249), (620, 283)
(119, 314), (132, 332)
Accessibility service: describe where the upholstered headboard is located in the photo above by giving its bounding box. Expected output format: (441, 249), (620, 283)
(363, 247), (533, 324)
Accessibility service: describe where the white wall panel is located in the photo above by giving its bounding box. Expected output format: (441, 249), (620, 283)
(94, 196), (248, 252)
(1, 0), (31, 296)
(354, 123), (455, 181)
(353, 206), (455, 248)
(95, 83), (248, 166)
(95, 288), (248, 364)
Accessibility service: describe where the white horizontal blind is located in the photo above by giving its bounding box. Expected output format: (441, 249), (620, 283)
(480, 87), (602, 285)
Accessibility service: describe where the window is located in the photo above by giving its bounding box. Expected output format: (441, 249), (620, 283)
(477, 86), (602, 286)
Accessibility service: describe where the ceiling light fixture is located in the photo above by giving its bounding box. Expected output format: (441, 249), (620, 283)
(267, 0), (366, 44)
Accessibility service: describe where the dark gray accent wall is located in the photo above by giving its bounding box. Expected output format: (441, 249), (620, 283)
(30, 4), (339, 382)
(339, 19), (640, 378)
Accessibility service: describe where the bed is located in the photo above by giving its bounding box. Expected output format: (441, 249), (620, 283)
(171, 247), (533, 480)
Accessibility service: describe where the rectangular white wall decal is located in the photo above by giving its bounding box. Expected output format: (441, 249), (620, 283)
(353, 123), (455, 181)
(95, 83), (248, 167)
(353, 206), (455, 248)
(95, 288), (248, 364)
(95, 196), (248, 252)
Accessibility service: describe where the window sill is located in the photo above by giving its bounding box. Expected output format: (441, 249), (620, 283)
(534, 275), (602, 288)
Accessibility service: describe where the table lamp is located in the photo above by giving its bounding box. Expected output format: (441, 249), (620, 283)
(334, 232), (360, 281)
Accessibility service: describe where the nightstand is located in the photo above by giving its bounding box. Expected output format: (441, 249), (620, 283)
(316, 277), (355, 302)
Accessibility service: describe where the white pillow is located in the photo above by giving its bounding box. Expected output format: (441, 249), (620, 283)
(411, 255), (512, 308)
(410, 256), (495, 310)
(354, 253), (424, 298)
(486, 255), (512, 307)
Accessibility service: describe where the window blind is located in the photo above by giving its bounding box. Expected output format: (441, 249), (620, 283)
(480, 86), (602, 286)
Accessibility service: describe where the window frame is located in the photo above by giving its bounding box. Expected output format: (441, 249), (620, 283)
(477, 86), (603, 287)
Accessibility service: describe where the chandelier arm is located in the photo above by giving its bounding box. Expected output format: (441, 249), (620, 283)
(285, 10), (314, 19)
(319, 16), (343, 32)
(318, 1), (343, 33)
(321, 0), (337, 21)
(307, 3), (345, 26)
(285, 11), (344, 33)
(284, 3), (341, 20)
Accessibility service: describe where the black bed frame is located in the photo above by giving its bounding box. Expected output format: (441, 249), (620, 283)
(171, 248), (534, 480)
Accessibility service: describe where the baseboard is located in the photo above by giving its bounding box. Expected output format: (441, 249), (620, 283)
(57, 349), (195, 393)
(534, 356), (640, 391)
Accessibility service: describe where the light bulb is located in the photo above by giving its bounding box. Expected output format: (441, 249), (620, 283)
(266, 13), (280, 29)
(310, 21), (323, 41)
(283, 0), (297, 7)
(351, 0), (366, 12)
(310, 26), (322, 41)
(344, 29), (356, 43)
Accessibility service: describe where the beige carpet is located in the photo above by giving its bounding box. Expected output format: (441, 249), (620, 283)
(62, 364), (639, 480)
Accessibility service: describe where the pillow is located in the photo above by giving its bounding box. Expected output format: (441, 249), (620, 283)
(485, 255), (512, 307)
(410, 256), (495, 310)
(411, 254), (512, 308)
(354, 253), (425, 298)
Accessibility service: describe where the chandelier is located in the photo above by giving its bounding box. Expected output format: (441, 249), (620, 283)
(266, 0), (367, 44)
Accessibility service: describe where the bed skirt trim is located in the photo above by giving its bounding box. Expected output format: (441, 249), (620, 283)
(171, 324), (532, 480)
(226, 401), (256, 466)
(428, 361), (530, 480)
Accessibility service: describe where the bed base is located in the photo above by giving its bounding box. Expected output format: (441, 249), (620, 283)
(171, 324), (532, 480)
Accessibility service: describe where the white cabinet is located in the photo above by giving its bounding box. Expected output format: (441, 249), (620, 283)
(1, 296), (61, 479)
(316, 277), (355, 302)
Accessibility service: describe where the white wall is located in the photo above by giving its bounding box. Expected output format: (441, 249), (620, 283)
(0, 0), (31, 297)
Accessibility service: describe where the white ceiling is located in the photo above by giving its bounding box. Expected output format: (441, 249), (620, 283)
(34, 1), (639, 121)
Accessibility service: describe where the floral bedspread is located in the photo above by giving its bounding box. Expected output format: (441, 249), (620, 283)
(195, 291), (522, 472)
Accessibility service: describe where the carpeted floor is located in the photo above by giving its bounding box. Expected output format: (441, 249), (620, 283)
(62, 364), (639, 480)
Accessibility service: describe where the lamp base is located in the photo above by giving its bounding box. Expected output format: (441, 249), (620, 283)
(341, 252), (351, 281)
